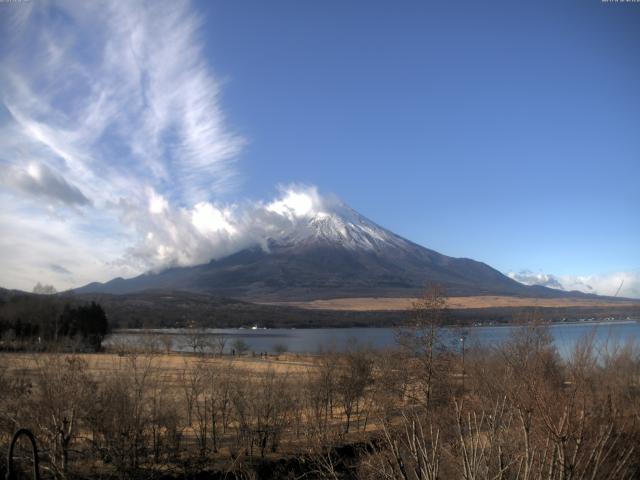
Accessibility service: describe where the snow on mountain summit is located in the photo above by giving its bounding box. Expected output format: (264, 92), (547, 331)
(274, 201), (410, 252)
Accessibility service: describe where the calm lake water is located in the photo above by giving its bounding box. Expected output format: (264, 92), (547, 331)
(106, 320), (640, 358)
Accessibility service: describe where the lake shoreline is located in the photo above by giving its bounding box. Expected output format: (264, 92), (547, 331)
(112, 316), (639, 335)
(105, 319), (640, 357)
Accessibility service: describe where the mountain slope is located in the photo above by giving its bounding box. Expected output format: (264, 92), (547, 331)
(74, 202), (588, 301)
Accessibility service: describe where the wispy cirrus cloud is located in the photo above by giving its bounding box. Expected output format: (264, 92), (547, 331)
(508, 269), (640, 299)
(0, 0), (244, 290)
(1, 0), (242, 205)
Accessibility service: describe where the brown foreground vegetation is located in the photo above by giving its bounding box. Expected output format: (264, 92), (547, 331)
(1, 291), (640, 479)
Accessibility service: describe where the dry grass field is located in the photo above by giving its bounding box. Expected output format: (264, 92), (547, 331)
(267, 295), (640, 311)
(0, 348), (392, 478)
(0, 351), (317, 379)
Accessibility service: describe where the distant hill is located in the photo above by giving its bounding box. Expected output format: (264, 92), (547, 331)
(0, 287), (32, 303)
(74, 289), (404, 329)
(74, 202), (597, 301)
(1, 286), (637, 329)
(75, 289), (640, 329)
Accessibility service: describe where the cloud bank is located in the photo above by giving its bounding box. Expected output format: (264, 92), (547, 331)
(119, 184), (333, 273)
(508, 270), (640, 299)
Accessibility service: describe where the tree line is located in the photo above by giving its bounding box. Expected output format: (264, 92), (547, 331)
(0, 293), (109, 351)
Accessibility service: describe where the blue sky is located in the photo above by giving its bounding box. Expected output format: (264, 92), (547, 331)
(0, 0), (638, 297)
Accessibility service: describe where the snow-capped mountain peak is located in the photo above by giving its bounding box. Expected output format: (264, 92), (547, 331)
(275, 202), (409, 252)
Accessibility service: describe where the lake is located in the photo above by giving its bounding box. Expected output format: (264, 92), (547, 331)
(106, 319), (640, 357)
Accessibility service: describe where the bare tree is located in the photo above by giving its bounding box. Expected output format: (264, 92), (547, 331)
(140, 332), (163, 354)
(180, 359), (202, 428)
(372, 348), (411, 420)
(336, 347), (373, 433)
(189, 361), (210, 456)
(148, 367), (181, 463)
(232, 338), (249, 356)
(27, 355), (92, 478)
(212, 334), (227, 356)
(365, 410), (441, 480)
(186, 330), (206, 354)
(304, 349), (339, 443)
(86, 354), (157, 478)
(396, 284), (448, 408)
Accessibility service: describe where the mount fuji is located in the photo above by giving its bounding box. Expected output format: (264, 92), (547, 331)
(75, 200), (579, 301)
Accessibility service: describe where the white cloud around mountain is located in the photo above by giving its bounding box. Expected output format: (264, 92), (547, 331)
(118, 184), (334, 273)
(508, 269), (640, 299)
